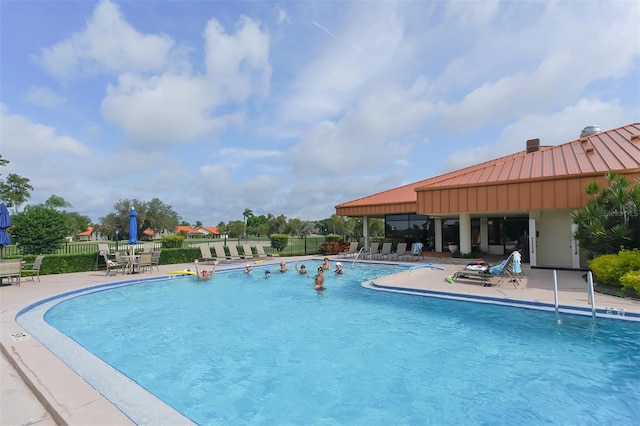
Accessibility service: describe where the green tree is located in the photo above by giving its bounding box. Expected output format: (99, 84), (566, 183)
(571, 172), (640, 257)
(270, 214), (287, 235)
(227, 220), (244, 237)
(100, 198), (179, 241)
(44, 195), (72, 209)
(242, 208), (254, 237)
(286, 218), (302, 237)
(0, 173), (34, 213)
(10, 205), (68, 254)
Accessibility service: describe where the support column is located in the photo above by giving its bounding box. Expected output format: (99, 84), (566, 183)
(459, 213), (472, 255)
(480, 218), (489, 252)
(363, 216), (369, 249)
(434, 219), (443, 252)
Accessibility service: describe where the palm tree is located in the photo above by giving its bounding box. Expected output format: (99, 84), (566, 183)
(242, 208), (254, 238)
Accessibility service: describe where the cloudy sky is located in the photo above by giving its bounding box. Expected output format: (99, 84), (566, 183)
(1, 0), (638, 225)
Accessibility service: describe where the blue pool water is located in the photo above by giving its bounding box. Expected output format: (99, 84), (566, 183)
(42, 261), (639, 425)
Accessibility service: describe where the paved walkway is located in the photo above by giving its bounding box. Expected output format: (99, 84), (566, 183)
(2, 257), (639, 425)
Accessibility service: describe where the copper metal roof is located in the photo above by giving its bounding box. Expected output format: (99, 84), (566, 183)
(335, 123), (640, 212)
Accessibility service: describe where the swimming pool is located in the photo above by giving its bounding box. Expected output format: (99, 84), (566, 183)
(19, 261), (640, 425)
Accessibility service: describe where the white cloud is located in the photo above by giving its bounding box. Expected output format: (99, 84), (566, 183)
(290, 86), (433, 177)
(37, 0), (175, 80)
(442, 97), (635, 172)
(100, 72), (245, 146)
(203, 16), (271, 102)
(24, 87), (66, 108)
(0, 104), (90, 157)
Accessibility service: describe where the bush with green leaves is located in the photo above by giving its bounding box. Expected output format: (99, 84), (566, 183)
(589, 249), (640, 287)
(270, 234), (289, 253)
(161, 235), (184, 248)
(325, 234), (341, 243)
(10, 205), (68, 255)
(620, 270), (640, 296)
(571, 171), (640, 257)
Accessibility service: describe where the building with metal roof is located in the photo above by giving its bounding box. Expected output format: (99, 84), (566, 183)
(336, 123), (640, 268)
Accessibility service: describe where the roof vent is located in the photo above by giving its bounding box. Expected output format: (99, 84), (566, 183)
(580, 125), (601, 138)
(526, 138), (540, 154)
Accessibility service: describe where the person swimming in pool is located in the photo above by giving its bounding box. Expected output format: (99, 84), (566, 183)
(194, 259), (217, 280)
(279, 261), (288, 273)
(244, 264), (253, 274)
(264, 269), (271, 279)
(314, 266), (325, 291)
(295, 261), (307, 275)
(335, 262), (344, 275)
(322, 257), (331, 270)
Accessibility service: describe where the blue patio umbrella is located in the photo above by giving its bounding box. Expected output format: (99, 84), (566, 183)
(128, 208), (138, 245)
(0, 203), (12, 259)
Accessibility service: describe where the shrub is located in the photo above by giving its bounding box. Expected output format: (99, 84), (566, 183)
(270, 234), (289, 253)
(325, 234), (341, 243)
(318, 241), (349, 255)
(589, 249), (640, 287)
(620, 270), (640, 297)
(161, 235), (184, 248)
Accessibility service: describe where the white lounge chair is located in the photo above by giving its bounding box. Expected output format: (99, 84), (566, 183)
(255, 244), (279, 258)
(340, 242), (359, 258)
(213, 244), (232, 263)
(388, 243), (407, 261)
(227, 244), (243, 261)
(372, 242), (392, 260)
(367, 242), (380, 259)
(242, 244), (256, 259)
(199, 245), (216, 264)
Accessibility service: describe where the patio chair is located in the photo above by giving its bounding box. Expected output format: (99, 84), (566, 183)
(0, 258), (23, 286)
(136, 252), (153, 274)
(150, 250), (161, 272)
(242, 244), (256, 259)
(22, 255), (44, 282)
(102, 253), (127, 276)
(372, 242), (392, 260)
(199, 245), (216, 264)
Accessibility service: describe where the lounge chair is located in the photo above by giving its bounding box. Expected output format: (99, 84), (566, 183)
(367, 242), (380, 259)
(255, 244), (279, 258)
(388, 243), (407, 261)
(227, 245), (243, 261)
(22, 255), (44, 282)
(447, 251), (521, 288)
(372, 242), (393, 260)
(402, 243), (424, 261)
(213, 244), (232, 263)
(242, 244), (256, 259)
(339, 242), (359, 258)
(199, 245), (216, 264)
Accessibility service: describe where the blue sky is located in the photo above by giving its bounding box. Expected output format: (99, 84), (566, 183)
(1, 0), (638, 225)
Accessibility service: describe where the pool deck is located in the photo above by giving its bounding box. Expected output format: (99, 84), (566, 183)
(2, 257), (639, 425)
